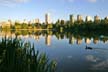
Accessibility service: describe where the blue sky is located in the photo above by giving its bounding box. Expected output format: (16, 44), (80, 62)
(0, 0), (108, 22)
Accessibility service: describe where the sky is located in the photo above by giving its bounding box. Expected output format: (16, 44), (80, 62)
(0, 0), (108, 22)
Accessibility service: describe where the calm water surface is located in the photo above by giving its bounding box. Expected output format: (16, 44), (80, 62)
(1, 30), (108, 72)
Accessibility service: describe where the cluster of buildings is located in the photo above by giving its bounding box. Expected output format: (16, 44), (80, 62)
(69, 14), (108, 24)
(0, 13), (108, 28)
(0, 13), (50, 28)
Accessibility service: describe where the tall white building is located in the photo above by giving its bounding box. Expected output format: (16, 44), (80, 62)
(33, 18), (40, 24)
(94, 15), (100, 21)
(85, 16), (92, 22)
(45, 13), (50, 24)
(77, 15), (83, 21)
(70, 14), (74, 24)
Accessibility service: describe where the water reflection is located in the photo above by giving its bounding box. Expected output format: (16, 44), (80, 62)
(45, 35), (51, 46)
(1, 30), (108, 72)
(69, 35), (75, 44)
(76, 37), (82, 45)
(0, 30), (108, 45)
(85, 38), (91, 44)
(86, 54), (108, 71)
(93, 38), (99, 44)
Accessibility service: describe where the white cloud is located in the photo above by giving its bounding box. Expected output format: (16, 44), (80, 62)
(64, 0), (97, 3)
(67, 0), (74, 2)
(0, 0), (30, 3)
(0, 0), (30, 7)
(88, 0), (97, 3)
(91, 59), (108, 70)
(86, 55), (108, 70)
(86, 55), (100, 62)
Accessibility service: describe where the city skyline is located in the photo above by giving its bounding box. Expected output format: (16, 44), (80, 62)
(0, 0), (108, 22)
(0, 14), (107, 24)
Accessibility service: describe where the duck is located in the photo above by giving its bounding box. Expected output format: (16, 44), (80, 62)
(85, 45), (93, 50)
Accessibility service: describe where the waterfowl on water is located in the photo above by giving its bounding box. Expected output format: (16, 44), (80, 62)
(85, 45), (93, 50)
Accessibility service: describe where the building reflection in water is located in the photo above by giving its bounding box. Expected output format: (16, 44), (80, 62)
(69, 35), (76, 45)
(76, 37), (82, 45)
(85, 38), (91, 44)
(93, 38), (99, 44)
(0, 31), (15, 38)
(1, 30), (108, 45)
(45, 35), (51, 46)
(101, 38), (108, 43)
(17, 35), (23, 38)
(34, 35), (40, 41)
(59, 34), (64, 40)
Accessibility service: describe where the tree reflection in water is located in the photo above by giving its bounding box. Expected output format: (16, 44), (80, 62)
(0, 30), (108, 44)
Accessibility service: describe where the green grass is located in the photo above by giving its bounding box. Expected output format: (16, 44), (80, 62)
(0, 36), (57, 72)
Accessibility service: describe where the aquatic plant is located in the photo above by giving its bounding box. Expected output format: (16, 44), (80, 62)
(0, 36), (56, 72)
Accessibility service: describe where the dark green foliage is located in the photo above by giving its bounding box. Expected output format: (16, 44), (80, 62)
(0, 37), (56, 72)
(1, 19), (108, 34)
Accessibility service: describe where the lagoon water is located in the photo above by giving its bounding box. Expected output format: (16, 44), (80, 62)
(1, 30), (108, 72)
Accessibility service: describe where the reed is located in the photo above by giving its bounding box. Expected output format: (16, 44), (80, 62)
(0, 36), (56, 72)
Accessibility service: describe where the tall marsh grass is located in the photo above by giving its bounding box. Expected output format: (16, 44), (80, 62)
(0, 36), (56, 72)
